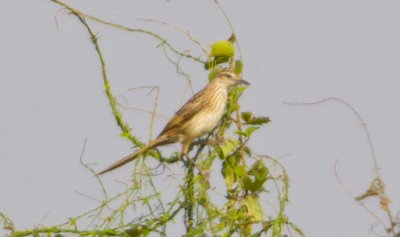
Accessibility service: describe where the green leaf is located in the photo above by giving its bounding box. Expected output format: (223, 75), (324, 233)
(204, 60), (213, 70)
(205, 40), (236, 69)
(208, 67), (223, 81)
(234, 126), (259, 137)
(223, 165), (235, 190)
(244, 126), (260, 137)
(241, 111), (253, 123)
(234, 60), (243, 74)
(242, 176), (266, 193)
(243, 195), (264, 222)
(226, 103), (240, 114)
(249, 160), (269, 182)
(234, 165), (246, 177)
(209, 40), (235, 58)
(241, 176), (254, 191)
(220, 139), (239, 158)
(229, 86), (246, 102)
(241, 112), (271, 125)
(247, 116), (271, 125)
(242, 160), (269, 192)
(205, 57), (230, 69)
(222, 154), (240, 190)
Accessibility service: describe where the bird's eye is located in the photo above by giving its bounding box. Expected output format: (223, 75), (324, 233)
(226, 74), (232, 78)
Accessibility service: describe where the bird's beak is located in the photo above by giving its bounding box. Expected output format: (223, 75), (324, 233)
(238, 79), (250, 86)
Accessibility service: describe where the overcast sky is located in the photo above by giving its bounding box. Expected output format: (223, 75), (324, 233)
(1, 0), (400, 236)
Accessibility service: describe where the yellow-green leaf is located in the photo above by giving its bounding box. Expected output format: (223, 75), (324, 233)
(243, 195), (264, 222)
(244, 126), (260, 137)
(220, 139), (239, 158)
(234, 165), (246, 177)
(223, 165), (235, 190)
(234, 59), (243, 74)
(210, 40), (235, 58)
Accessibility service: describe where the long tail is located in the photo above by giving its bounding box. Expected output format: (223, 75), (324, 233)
(96, 134), (175, 175)
(96, 146), (149, 175)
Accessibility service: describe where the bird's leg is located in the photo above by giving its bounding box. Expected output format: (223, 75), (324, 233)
(181, 139), (209, 183)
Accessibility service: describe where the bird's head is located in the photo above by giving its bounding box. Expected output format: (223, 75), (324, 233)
(214, 71), (250, 89)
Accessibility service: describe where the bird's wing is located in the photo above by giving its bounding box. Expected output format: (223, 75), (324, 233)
(159, 88), (210, 134)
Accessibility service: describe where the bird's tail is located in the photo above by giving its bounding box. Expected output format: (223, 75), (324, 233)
(96, 134), (175, 175)
(96, 146), (148, 175)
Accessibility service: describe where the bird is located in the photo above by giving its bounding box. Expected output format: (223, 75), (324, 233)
(97, 70), (249, 175)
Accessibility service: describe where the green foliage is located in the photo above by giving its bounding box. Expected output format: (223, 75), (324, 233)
(205, 40), (235, 69)
(219, 139), (239, 158)
(243, 195), (264, 222)
(235, 126), (259, 137)
(241, 111), (271, 125)
(241, 160), (269, 193)
(210, 40), (235, 58)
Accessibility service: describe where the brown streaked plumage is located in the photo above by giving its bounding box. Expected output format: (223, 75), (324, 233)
(97, 71), (249, 175)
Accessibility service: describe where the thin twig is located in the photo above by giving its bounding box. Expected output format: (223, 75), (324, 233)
(334, 160), (387, 228)
(128, 86), (162, 141)
(160, 44), (195, 99)
(138, 18), (208, 56)
(214, 0), (243, 60)
(70, 8), (205, 64)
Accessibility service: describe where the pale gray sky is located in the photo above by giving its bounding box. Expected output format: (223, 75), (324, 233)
(1, 0), (400, 236)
